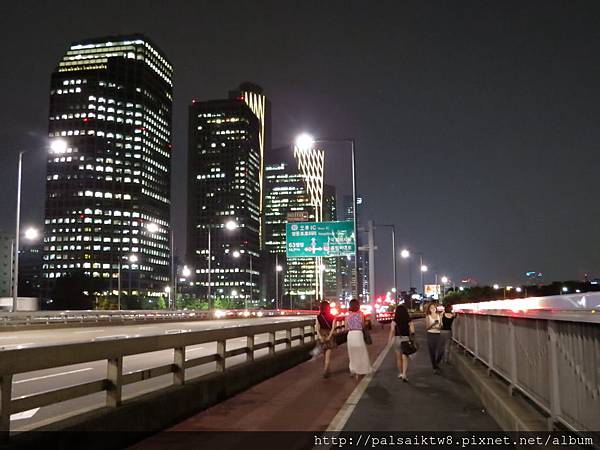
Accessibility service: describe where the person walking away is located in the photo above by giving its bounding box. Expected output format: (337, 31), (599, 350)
(315, 301), (337, 378)
(388, 304), (415, 381)
(439, 304), (456, 365)
(345, 299), (371, 380)
(425, 302), (443, 374)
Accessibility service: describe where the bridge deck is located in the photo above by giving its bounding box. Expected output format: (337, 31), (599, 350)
(131, 321), (498, 449)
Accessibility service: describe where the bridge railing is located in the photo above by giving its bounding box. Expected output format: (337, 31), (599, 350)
(0, 317), (316, 438)
(0, 308), (316, 328)
(452, 308), (600, 432)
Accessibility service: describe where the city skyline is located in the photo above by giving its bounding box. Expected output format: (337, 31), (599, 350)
(1, 1), (600, 289)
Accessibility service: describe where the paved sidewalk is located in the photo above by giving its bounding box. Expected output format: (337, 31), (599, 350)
(340, 322), (500, 431)
(130, 325), (390, 449)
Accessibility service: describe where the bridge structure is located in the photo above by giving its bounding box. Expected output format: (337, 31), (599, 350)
(0, 294), (598, 449)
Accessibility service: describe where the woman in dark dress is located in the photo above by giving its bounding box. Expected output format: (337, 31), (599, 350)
(388, 304), (415, 381)
(315, 301), (337, 378)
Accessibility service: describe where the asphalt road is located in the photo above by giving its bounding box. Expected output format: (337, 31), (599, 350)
(4, 316), (313, 432)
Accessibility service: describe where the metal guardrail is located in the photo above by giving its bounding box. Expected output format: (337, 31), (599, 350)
(453, 309), (600, 432)
(0, 317), (316, 439)
(0, 309), (317, 328)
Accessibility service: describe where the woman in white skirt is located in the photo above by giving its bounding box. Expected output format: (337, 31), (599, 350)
(345, 299), (371, 380)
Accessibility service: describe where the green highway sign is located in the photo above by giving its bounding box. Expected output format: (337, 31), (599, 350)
(286, 221), (356, 258)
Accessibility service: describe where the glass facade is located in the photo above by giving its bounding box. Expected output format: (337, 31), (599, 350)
(43, 34), (173, 308)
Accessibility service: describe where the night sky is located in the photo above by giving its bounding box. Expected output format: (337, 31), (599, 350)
(1, 1), (599, 292)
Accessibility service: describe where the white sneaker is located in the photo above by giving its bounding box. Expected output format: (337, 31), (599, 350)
(397, 373), (403, 379)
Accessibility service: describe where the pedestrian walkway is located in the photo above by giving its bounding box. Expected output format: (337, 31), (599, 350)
(129, 320), (499, 450)
(336, 322), (500, 431)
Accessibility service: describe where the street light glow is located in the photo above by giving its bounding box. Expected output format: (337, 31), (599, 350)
(182, 265), (192, 277)
(276, 265), (283, 272)
(400, 249), (410, 259)
(146, 222), (159, 233)
(164, 286), (171, 293)
(420, 264), (428, 272)
(128, 254), (138, 263)
(232, 250), (241, 258)
(516, 287), (523, 293)
(50, 139), (68, 154)
(24, 227), (39, 240)
(562, 286), (568, 293)
(441, 276), (449, 284)
(231, 289), (238, 297)
(295, 133), (315, 151)
(493, 284), (500, 290)
(225, 220), (238, 230)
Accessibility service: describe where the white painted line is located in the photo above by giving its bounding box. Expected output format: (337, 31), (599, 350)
(11, 408), (40, 421)
(14, 368), (93, 384)
(326, 340), (392, 432)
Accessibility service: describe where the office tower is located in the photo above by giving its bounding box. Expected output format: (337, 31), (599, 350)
(187, 96), (261, 307)
(340, 195), (367, 301)
(0, 231), (12, 298)
(322, 184), (340, 299)
(229, 83), (271, 250)
(18, 242), (43, 298)
(263, 146), (335, 308)
(43, 34), (173, 308)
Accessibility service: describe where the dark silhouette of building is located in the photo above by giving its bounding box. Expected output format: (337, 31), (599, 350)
(187, 93), (263, 307)
(43, 34), (173, 308)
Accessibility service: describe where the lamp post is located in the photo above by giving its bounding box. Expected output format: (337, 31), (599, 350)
(12, 139), (67, 312)
(117, 253), (138, 310)
(275, 254), (283, 310)
(295, 133), (360, 300)
(232, 249), (253, 310)
(375, 224), (397, 300)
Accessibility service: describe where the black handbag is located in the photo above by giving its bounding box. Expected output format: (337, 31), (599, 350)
(401, 336), (418, 355)
(334, 331), (347, 345)
(363, 328), (373, 345)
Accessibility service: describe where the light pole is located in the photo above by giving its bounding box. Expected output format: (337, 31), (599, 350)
(400, 249), (411, 292)
(117, 253), (137, 310)
(295, 134), (360, 300)
(375, 224), (397, 300)
(441, 276), (449, 301)
(275, 254), (283, 310)
(12, 139), (67, 312)
(420, 260), (428, 298)
(232, 250), (253, 310)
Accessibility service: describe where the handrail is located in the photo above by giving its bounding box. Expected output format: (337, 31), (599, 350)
(0, 317), (316, 439)
(453, 310), (600, 432)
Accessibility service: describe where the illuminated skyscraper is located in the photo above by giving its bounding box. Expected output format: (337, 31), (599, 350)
(43, 34), (173, 308)
(187, 97), (261, 306)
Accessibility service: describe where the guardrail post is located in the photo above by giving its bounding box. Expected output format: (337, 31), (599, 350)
(0, 374), (12, 441)
(487, 315), (494, 376)
(247, 335), (254, 362)
(547, 320), (561, 430)
(106, 357), (123, 407)
(473, 314), (479, 361)
(285, 329), (292, 349)
(508, 317), (518, 396)
(216, 340), (226, 372)
(268, 332), (275, 355)
(174, 346), (186, 385)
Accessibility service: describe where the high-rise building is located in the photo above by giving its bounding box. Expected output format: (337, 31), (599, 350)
(19, 242), (43, 298)
(263, 146), (339, 308)
(0, 231), (12, 298)
(340, 194), (367, 300)
(187, 96), (262, 307)
(43, 34), (173, 308)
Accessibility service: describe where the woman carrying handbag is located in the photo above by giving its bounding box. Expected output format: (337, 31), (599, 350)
(314, 301), (337, 378)
(388, 304), (416, 382)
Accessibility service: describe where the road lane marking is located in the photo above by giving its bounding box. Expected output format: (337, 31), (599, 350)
(14, 368), (94, 384)
(11, 408), (40, 421)
(326, 340), (392, 432)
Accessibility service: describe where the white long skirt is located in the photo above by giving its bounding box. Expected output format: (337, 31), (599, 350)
(347, 330), (371, 375)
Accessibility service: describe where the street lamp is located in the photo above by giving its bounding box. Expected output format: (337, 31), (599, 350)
(12, 138), (67, 312)
(376, 223), (397, 300)
(294, 133), (359, 299)
(420, 262), (428, 298)
(164, 286), (172, 308)
(493, 284), (500, 290)
(11, 226), (40, 312)
(275, 261), (283, 310)
(232, 249), (253, 310)
(117, 254), (138, 310)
